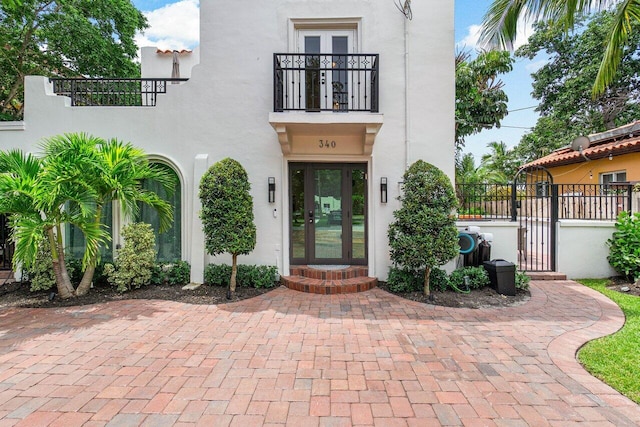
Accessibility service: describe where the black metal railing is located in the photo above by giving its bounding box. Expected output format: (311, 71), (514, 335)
(456, 183), (635, 221)
(50, 78), (189, 107)
(274, 53), (379, 112)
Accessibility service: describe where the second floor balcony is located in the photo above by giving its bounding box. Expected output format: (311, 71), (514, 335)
(274, 53), (379, 113)
(50, 78), (188, 107)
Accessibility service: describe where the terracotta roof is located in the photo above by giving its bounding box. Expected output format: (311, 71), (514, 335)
(522, 120), (640, 169)
(156, 49), (192, 54)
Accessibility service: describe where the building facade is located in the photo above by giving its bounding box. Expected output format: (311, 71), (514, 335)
(0, 0), (455, 283)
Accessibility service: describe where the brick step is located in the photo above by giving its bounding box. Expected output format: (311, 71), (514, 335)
(282, 275), (377, 294)
(289, 265), (369, 280)
(526, 272), (567, 281)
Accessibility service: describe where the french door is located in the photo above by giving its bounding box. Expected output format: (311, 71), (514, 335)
(298, 30), (354, 111)
(290, 163), (367, 265)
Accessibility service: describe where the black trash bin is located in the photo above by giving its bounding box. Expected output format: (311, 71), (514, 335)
(483, 259), (516, 296)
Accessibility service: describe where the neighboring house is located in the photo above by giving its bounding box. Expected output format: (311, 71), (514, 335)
(522, 121), (640, 186)
(0, 1), (455, 285)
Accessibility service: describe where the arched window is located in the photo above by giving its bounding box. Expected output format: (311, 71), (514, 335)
(65, 202), (113, 262)
(137, 163), (182, 261)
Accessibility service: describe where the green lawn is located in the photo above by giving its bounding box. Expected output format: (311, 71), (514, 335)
(576, 279), (640, 404)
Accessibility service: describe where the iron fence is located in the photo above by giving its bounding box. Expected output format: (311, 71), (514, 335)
(456, 183), (635, 221)
(274, 53), (379, 112)
(50, 78), (188, 107)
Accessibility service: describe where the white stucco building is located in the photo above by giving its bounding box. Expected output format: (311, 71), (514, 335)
(0, 0), (455, 288)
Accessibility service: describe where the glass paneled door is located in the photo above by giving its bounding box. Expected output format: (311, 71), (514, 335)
(298, 30), (354, 111)
(290, 163), (367, 265)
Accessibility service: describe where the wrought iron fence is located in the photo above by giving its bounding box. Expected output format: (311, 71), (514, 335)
(274, 53), (379, 112)
(456, 183), (635, 221)
(50, 78), (188, 107)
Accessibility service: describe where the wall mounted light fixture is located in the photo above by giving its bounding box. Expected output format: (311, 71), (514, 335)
(268, 177), (276, 203)
(381, 177), (388, 203)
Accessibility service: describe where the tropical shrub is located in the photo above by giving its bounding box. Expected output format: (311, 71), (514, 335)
(515, 271), (530, 291)
(386, 267), (421, 293)
(204, 264), (278, 288)
(449, 266), (490, 291)
(28, 239), (56, 292)
(608, 211), (640, 280)
(429, 268), (451, 292)
(104, 223), (156, 292)
(151, 260), (191, 285)
(388, 161), (459, 296)
(386, 267), (450, 293)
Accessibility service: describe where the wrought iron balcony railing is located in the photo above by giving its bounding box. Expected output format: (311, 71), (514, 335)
(274, 53), (379, 113)
(50, 78), (188, 107)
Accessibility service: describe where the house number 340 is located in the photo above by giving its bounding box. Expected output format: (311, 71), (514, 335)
(318, 139), (337, 148)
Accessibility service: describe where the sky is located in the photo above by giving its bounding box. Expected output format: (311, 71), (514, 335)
(131, 0), (542, 161)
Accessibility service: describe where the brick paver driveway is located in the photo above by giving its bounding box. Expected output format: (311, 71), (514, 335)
(0, 280), (639, 426)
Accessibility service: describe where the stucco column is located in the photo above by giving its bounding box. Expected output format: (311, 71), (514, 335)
(189, 154), (209, 284)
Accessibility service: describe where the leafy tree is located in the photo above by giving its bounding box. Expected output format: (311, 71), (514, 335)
(0, 0), (147, 119)
(199, 158), (256, 296)
(513, 13), (640, 163)
(388, 161), (459, 297)
(455, 50), (514, 149)
(480, 141), (518, 182)
(43, 134), (175, 296)
(0, 134), (174, 298)
(480, 0), (640, 96)
(0, 149), (100, 299)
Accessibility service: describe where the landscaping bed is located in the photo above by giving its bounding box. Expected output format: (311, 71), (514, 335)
(377, 281), (530, 309)
(0, 280), (274, 309)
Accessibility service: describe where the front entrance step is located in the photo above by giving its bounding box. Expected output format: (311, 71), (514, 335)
(526, 272), (567, 281)
(284, 265), (377, 294)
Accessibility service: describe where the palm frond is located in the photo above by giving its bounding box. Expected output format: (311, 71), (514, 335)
(593, 0), (640, 96)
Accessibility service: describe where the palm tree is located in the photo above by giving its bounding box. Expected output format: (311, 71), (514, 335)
(0, 148), (100, 299)
(480, 0), (640, 95)
(42, 134), (175, 296)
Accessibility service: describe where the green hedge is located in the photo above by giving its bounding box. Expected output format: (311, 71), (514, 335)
(204, 264), (278, 289)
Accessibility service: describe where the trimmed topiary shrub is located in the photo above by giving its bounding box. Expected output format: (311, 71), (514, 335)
(388, 161), (459, 297)
(104, 223), (156, 292)
(199, 158), (256, 295)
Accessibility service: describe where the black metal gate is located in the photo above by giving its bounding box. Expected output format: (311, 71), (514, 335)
(512, 167), (556, 272)
(0, 215), (13, 270)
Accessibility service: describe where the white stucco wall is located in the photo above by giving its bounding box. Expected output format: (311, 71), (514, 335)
(0, 0), (455, 283)
(140, 47), (201, 79)
(556, 220), (617, 279)
(457, 221), (520, 266)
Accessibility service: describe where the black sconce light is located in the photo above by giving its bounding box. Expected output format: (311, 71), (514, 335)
(268, 177), (276, 203)
(380, 177), (388, 203)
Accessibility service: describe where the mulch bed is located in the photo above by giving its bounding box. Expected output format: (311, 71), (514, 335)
(376, 281), (531, 309)
(0, 280), (274, 309)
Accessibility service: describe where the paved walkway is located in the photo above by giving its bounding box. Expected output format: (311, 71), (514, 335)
(0, 280), (638, 426)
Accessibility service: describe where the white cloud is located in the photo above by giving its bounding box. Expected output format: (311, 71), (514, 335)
(457, 24), (482, 50)
(525, 59), (548, 72)
(135, 0), (200, 52)
(457, 19), (534, 52)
